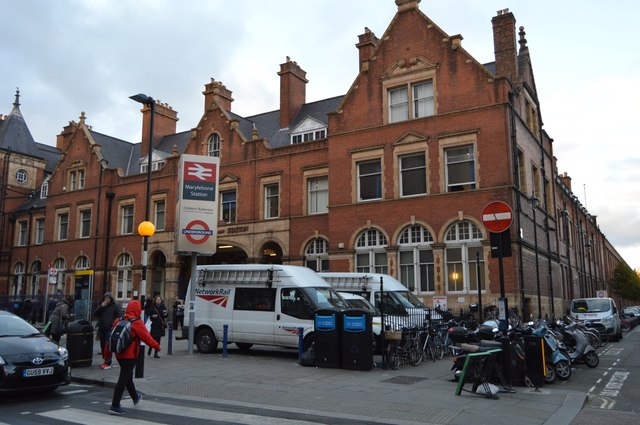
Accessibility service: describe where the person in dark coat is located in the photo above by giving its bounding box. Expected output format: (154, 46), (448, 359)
(49, 296), (74, 344)
(105, 300), (160, 415)
(94, 292), (122, 369)
(172, 297), (184, 330)
(146, 295), (168, 358)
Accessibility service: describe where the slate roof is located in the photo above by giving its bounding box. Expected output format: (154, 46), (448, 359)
(0, 91), (46, 160)
(229, 95), (344, 148)
(89, 130), (138, 175)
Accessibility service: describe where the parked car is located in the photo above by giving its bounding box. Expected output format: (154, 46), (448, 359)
(0, 310), (71, 393)
(620, 313), (640, 332)
(623, 306), (640, 317)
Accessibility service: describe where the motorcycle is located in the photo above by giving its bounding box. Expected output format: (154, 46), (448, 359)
(550, 319), (599, 368)
(530, 322), (572, 383)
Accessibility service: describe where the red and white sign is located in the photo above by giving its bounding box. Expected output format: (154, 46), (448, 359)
(596, 290), (607, 299)
(481, 201), (513, 233)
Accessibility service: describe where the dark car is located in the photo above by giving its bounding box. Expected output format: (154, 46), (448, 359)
(0, 310), (71, 393)
(620, 313), (640, 332)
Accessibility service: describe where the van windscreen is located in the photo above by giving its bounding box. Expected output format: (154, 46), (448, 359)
(301, 287), (346, 309)
(571, 299), (610, 313)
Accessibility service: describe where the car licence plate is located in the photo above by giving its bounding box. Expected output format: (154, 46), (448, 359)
(23, 367), (54, 377)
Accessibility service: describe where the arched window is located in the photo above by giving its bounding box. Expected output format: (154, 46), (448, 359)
(116, 254), (134, 300)
(398, 225), (434, 293)
(305, 238), (329, 272)
(30, 260), (41, 296)
(444, 221), (485, 293)
(13, 262), (25, 298)
(208, 133), (220, 157)
(75, 255), (90, 270)
(53, 258), (67, 293)
(355, 229), (388, 274)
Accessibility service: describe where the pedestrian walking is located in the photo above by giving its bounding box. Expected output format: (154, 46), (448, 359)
(172, 297), (184, 330)
(49, 296), (74, 344)
(107, 299), (160, 415)
(146, 295), (168, 358)
(94, 292), (122, 369)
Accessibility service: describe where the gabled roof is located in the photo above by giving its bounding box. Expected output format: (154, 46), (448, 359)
(89, 130), (138, 175)
(228, 95), (344, 148)
(0, 90), (45, 160)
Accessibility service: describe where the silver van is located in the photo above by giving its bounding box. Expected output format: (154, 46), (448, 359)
(570, 297), (622, 341)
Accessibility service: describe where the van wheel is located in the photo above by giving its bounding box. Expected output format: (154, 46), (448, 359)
(196, 328), (218, 353)
(236, 343), (253, 351)
(303, 333), (315, 353)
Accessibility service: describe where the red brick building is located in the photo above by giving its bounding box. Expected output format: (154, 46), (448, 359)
(0, 0), (626, 320)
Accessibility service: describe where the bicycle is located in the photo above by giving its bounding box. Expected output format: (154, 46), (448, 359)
(386, 327), (422, 369)
(422, 322), (443, 362)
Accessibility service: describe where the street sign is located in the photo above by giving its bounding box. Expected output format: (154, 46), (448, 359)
(596, 290), (607, 298)
(481, 201), (513, 233)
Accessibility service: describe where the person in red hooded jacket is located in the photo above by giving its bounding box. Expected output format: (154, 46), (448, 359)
(106, 299), (161, 415)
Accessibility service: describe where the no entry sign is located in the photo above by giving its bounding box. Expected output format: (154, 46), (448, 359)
(481, 201), (513, 233)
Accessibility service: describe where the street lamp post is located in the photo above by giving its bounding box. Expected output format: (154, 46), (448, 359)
(130, 93), (155, 378)
(530, 193), (542, 319)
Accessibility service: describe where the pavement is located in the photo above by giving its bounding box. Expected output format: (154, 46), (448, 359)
(65, 329), (587, 425)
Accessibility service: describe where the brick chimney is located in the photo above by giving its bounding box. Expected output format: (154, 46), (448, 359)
(356, 27), (379, 72)
(492, 9), (518, 80)
(560, 172), (572, 191)
(139, 100), (178, 157)
(396, 0), (421, 12)
(203, 78), (234, 111)
(278, 57), (308, 129)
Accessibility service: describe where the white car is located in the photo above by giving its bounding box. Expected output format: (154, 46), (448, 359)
(623, 306), (640, 317)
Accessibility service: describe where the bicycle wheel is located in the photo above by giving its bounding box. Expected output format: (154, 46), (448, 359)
(433, 334), (445, 360)
(424, 337), (436, 362)
(387, 341), (401, 370)
(409, 337), (423, 366)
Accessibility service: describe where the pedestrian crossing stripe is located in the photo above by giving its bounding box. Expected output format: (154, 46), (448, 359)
(37, 401), (326, 425)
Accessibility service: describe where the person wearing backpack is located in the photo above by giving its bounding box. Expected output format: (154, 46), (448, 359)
(94, 292), (121, 369)
(49, 296), (74, 344)
(106, 299), (160, 416)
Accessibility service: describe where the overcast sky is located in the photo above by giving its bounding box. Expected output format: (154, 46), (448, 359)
(2, 0), (639, 270)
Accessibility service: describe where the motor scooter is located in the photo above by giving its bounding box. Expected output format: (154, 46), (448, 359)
(531, 323), (572, 383)
(551, 321), (599, 368)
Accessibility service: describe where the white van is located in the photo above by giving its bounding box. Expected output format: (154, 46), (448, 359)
(318, 272), (436, 328)
(570, 297), (622, 341)
(183, 264), (346, 353)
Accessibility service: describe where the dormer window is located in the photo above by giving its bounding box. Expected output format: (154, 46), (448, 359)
(291, 129), (326, 144)
(141, 160), (165, 173)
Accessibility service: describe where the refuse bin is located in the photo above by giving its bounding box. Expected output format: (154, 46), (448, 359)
(66, 319), (94, 368)
(314, 308), (342, 368)
(341, 308), (373, 370)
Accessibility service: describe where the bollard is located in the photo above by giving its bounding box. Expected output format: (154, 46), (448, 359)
(167, 322), (173, 355)
(298, 327), (304, 363)
(222, 324), (228, 358)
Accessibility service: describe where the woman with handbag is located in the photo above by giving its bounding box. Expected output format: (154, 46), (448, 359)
(49, 296), (74, 344)
(146, 295), (168, 358)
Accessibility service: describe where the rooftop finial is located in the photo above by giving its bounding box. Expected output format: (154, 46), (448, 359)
(13, 88), (20, 107)
(518, 26), (528, 50)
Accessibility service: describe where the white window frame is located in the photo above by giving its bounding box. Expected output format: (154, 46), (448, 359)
(220, 190), (237, 223)
(208, 133), (220, 157)
(75, 256), (90, 270)
(355, 229), (388, 274)
(69, 169), (85, 191)
(388, 80), (434, 123)
(307, 176), (328, 214)
(79, 209), (91, 238)
(398, 225), (434, 293)
(305, 238), (329, 272)
(444, 221), (484, 294)
(30, 260), (41, 296)
(264, 183), (279, 219)
(18, 220), (28, 246)
(53, 258), (67, 292)
(35, 218), (45, 244)
(154, 199), (166, 231)
(120, 204), (135, 235)
(116, 254), (133, 300)
(13, 262), (25, 297)
(57, 212), (69, 241)
(15, 169), (28, 184)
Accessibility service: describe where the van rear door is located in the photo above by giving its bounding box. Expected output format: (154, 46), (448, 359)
(231, 287), (277, 345)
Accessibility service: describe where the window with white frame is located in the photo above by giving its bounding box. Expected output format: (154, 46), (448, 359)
(400, 153), (427, 197)
(305, 238), (329, 272)
(15, 169), (28, 184)
(30, 260), (41, 296)
(40, 179), (49, 199)
(53, 258), (66, 292)
(264, 183), (279, 219)
(357, 159), (382, 201)
(208, 133), (220, 157)
(389, 81), (434, 123)
(355, 229), (388, 273)
(79, 209), (91, 238)
(75, 256), (89, 270)
(291, 129), (326, 144)
(13, 262), (25, 297)
(445, 145), (475, 192)
(18, 220), (28, 246)
(141, 159), (165, 173)
(57, 212), (69, 241)
(220, 190), (236, 223)
(116, 253), (133, 300)
(69, 169), (85, 191)
(444, 221), (484, 293)
(398, 225), (434, 292)
(154, 199), (166, 231)
(308, 176), (328, 214)
(121, 204), (134, 234)
(35, 218), (45, 244)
